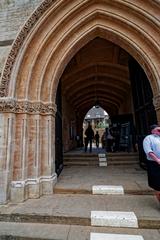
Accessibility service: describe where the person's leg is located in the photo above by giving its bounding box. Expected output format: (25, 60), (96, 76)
(107, 139), (111, 152)
(90, 139), (92, 152)
(85, 138), (88, 152)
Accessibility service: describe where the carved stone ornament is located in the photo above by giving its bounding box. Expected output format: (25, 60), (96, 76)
(0, 99), (57, 115)
(153, 95), (160, 110)
(0, 0), (54, 97)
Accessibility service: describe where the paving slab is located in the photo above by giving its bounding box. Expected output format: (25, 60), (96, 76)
(91, 211), (138, 228)
(90, 233), (144, 240)
(0, 222), (70, 240)
(92, 185), (124, 195)
(0, 194), (159, 228)
(0, 223), (160, 240)
(68, 225), (160, 240)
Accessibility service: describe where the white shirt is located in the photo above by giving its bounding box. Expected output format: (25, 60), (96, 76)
(143, 134), (160, 160)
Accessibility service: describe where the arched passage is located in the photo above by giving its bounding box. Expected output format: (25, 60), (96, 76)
(0, 0), (160, 204)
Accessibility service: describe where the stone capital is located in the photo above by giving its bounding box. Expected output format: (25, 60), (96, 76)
(153, 95), (160, 110)
(0, 98), (57, 116)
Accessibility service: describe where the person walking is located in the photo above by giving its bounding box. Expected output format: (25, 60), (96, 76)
(84, 122), (94, 152)
(95, 131), (100, 148)
(106, 127), (114, 152)
(143, 124), (160, 204)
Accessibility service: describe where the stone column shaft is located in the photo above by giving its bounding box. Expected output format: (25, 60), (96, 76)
(0, 99), (57, 203)
(153, 95), (160, 123)
(0, 113), (15, 204)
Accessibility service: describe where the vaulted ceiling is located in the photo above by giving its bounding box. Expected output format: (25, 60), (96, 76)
(61, 37), (131, 117)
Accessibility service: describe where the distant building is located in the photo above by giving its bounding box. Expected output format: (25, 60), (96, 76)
(83, 106), (109, 141)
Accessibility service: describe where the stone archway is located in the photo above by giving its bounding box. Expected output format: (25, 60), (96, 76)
(0, 0), (160, 204)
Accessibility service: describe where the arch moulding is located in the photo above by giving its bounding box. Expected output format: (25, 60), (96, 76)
(0, 0), (160, 204)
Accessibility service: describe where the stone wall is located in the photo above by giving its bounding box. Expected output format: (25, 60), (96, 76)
(118, 89), (134, 116)
(0, 46), (11, 74)
(62, 95), (77, 152)
(0, 0), (42, 75)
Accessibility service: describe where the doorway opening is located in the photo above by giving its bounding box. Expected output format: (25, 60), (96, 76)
(83, 106), (109, 151)
(56, 37), (157, 172)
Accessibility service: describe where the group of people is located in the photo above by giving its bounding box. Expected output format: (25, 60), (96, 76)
(84, 123), (120, 153)
(101, 127), (120, 152)
(84, 122), (160, 204)
(84, 122), (120, 152)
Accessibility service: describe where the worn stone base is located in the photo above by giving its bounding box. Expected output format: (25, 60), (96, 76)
(0, 187), (8, 205)
(10, 174), (57, 203)
(0, 171), (9, 205)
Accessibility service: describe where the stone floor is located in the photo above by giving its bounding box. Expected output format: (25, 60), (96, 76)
(0, 223), (160, 240)
(0, 163), (160, 239)
(55, 165), (152, 194)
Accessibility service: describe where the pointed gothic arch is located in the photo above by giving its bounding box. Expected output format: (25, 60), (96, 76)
(0, 0), (160, 203)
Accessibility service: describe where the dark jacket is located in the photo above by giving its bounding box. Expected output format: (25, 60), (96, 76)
(85, 126), (94, 140)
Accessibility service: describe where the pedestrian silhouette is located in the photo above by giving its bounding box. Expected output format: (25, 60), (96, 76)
(84, 122), (94, 152)
(95, 131), (100, 148)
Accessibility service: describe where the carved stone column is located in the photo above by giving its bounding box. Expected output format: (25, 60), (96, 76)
(0, 111), (15, 204)
(0, 98), (57, 203)
(153, 95), (160, 123)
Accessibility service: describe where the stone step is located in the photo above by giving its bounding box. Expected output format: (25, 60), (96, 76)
(54, 187), (153, 196)
(54, 165), (152, 196)
(0, 222), (160, 240)
(108, 161), (139, 166)
(64, 157), (99, 161)
(64, 156), (139, 160)
(64, 152), (138, 157)
(64, 154), (138, 159)
(63, 153), (139, 166)
(0, 194), (159, 229)
(64, 160), (139, 166)
(107, 152), (139, 157)
(64, 153), (98, 158)
(108, 156), (139, 161)
(64, 161), (98, 166)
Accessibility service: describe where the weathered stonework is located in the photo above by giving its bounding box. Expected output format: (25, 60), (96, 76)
(153, 95), (160, 123)
(0, 0), (43, 42)
(0, 46), (11, 74)
(11, 174), (57, 203)
(153, 95), (160, 110)
(0, 0), (43, 82)
(0, 99), (57, 116)
(0, 0), (160, 204)
(1, 0), (160, 99)
(0, 0), (53, 97)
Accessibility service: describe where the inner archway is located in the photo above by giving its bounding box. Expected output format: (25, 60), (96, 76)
(83, 106), (109, 151)
(59, 36), (157, 168)
(60, 37), (134, 154)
